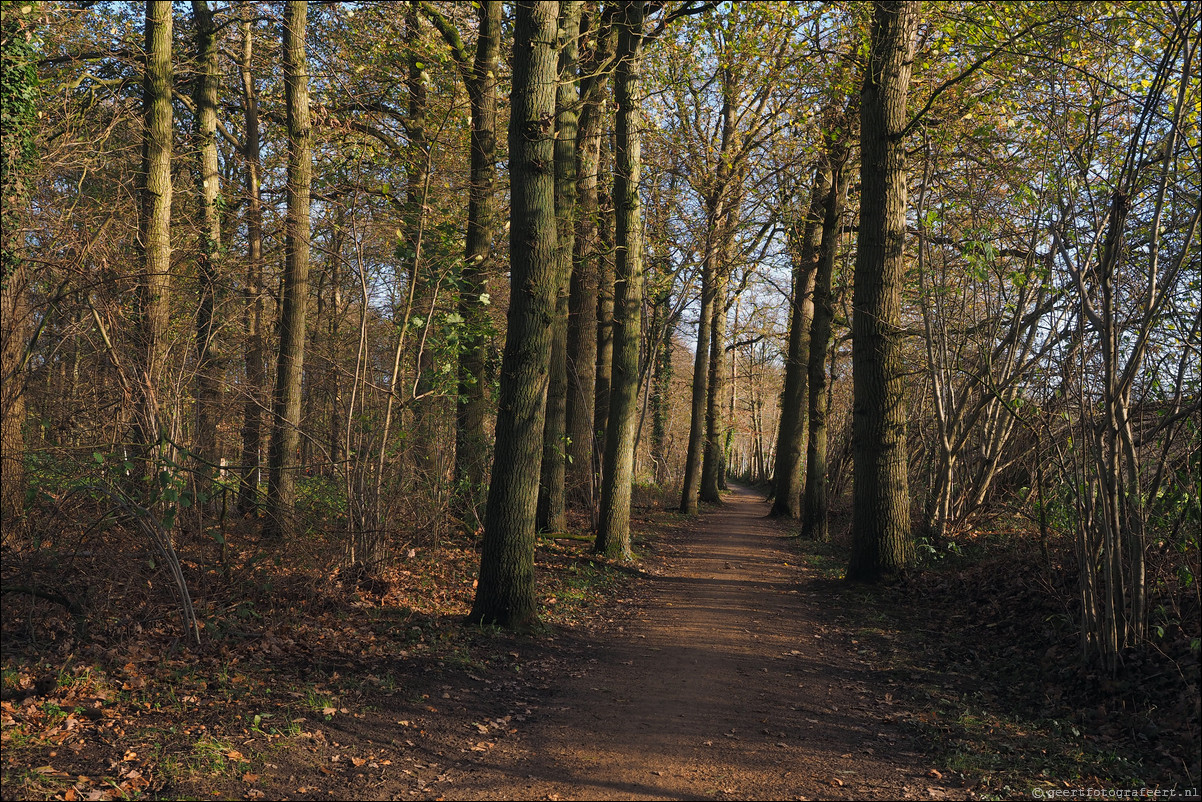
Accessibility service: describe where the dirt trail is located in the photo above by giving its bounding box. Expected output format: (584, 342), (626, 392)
(440, 485), (958, 800)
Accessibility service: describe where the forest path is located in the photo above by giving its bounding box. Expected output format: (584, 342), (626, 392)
(441, 484), (958, 800)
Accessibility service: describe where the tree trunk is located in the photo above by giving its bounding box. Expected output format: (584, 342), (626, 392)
(595, 0), (645, 561)
(454, 0), (502, 504)
(800, 121), (851, 542)
(538, 1), (582, 534)
(769, 163), (827, 517)
(847, 0), (918, 581)
(191, 0), (222, 503)
(593, 130), (616, 480)
(467, 0), (559, 629)
(237, 6), (267, 516)
(565, 5), (616, 512)
(265, 0), (312, 540)
(699, 249), (730, 503)
(679, 228), (715, 513)
(135, 0), (174, 474)
(649, 301), (674, 486)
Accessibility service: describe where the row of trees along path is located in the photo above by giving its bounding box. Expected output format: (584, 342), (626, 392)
(437, 484), (957, 801)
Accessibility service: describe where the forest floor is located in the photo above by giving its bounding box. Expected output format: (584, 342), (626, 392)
(2, 484), (1198, 800)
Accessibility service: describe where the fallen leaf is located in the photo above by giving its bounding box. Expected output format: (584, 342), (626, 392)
(242, 773), (259, 783)
(351, 757), (366, 767)
(927, 769), (943, 780)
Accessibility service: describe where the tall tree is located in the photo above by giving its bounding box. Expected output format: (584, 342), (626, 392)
(190, 0), (222, 500)
(237, 4), (267, 515)
(678, 95), (731, 513)
(264, 0), (312, 539)
(565, 4), (617, 512)
(846, 0), (918, 581)
(467, 0), (559, 628)
(801, 99), (855, 542)
(421, 0), (503, 504)
(537, 0), (583, 534)
(135, 0), (174, 474)
(0, 2), (39, 541)
(769, 161), (827, 518)
(595, 0), (645, 560)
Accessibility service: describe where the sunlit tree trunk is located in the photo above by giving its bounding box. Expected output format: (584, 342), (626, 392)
(265, 0), (312, 539)
(770, 162), (827, 518)
(595, 0), (645, 560)
(468, 0), (559, 628)
(566, 5), (616, 512)
(847, 0), (918, 581)
(135, 0), (173, 476)
(679, 223), (716, 514)
(801, 119), (852, 542)
(237, 6), (267, 516)
(594, 131), (616, 484)
(190, 0), (222, 504)
(538, 1), (582, 534)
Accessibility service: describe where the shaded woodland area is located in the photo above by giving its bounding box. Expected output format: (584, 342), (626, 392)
(1, 1), (1199, 799)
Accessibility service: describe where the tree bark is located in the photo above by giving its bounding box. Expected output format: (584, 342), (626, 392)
(595, 0), (645, 561)
(237, 6), (267, 516)
(191, 0), (222, 501)
(537, 1), (582, 534)
(847, 0), (918, 581)
(265, 0), (312, 539)
(467, 0), (559, 629)
(135, 0), (174, 474)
